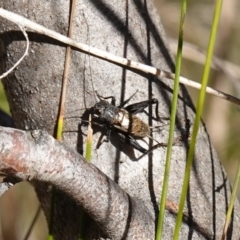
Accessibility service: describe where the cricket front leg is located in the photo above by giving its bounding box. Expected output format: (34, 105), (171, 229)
(95, 91), (116, 106)
(95, 125), (112, 149)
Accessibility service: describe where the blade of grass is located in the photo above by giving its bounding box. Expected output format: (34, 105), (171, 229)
(173, 0), (223, 239)
(0, 82), (10, 114)
(221, 159), (240, 239)
(85, 115), (93, 162)
(56, 0), (77, 141)
(155, 0), (187, 239)
(47, 186), (56, 240)
(79, 115), (93, 239)
(23, 205), (42, 240)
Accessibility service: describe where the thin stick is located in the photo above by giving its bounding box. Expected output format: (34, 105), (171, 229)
(50, 1), (77, 240)
(56, 0), (77, 141)
(1, 8), (240, 106)
(0, 25), (29, 79)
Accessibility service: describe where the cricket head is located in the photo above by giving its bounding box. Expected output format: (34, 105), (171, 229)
(93, 100), (109, 115)
(92, 100), (117, 124)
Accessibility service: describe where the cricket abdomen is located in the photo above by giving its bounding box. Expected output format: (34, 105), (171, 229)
(114, 109), (149, 138)
(131, 116), (150, 137)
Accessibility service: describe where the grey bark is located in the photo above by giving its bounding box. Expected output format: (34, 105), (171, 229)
(0, 0), (240, 239)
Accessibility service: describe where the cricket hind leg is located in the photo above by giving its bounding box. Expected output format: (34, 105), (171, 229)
(135, 137), (183, 161)
(96, 126), (148, 153)
(124, 98), (162, 122)
(135, 143), (166, 160)
(116, 133), (169, 161)
(118, 90), (139, 108)
(116, 131), (147, 154)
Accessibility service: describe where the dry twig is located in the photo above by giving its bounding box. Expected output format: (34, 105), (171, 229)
(0, 8), (240, 106)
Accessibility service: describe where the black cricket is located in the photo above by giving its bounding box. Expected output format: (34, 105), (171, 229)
(91, 92), (161, 153)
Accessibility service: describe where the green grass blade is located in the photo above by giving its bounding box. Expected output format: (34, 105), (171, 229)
(173, 0), (223, 239)
(47, 186), (56, 240)
(56, 116), (64, 141)
(221, 159), (240, 239)
(85, 115), (93, 162)
(0, 82), (10, 114)
(79, 115), (93, 239)
(155, 0), (188, 239)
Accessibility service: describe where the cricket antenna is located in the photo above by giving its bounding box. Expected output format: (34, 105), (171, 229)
(82, 14), (97, 107)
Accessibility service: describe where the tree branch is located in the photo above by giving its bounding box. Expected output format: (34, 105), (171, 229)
(0, 126), (154, 239)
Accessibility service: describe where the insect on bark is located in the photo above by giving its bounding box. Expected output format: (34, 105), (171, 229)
(91, 91), (163, 154)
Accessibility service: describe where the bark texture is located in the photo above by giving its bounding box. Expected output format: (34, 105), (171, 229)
(0, 0), (240, 239)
